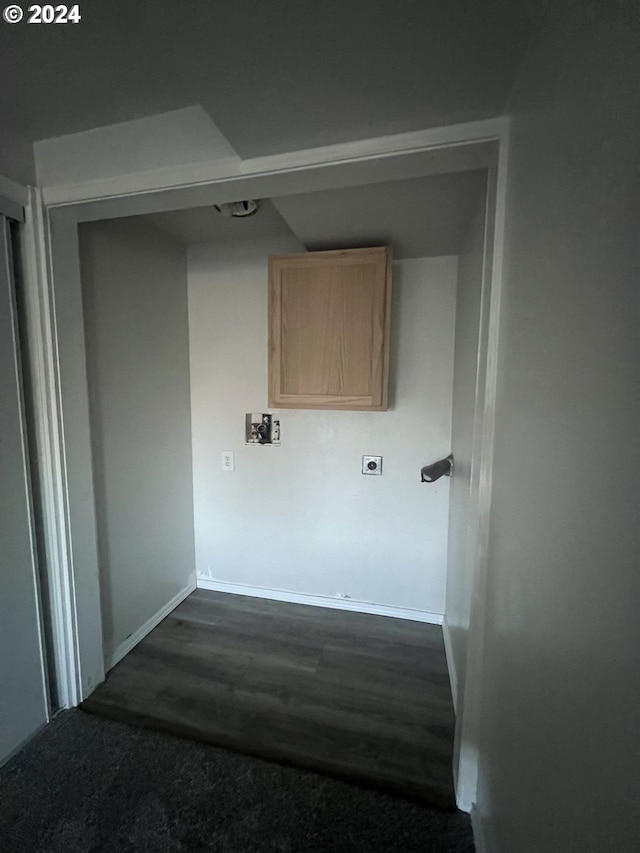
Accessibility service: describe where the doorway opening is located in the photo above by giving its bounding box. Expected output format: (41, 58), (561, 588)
(36, 126), (506, 809)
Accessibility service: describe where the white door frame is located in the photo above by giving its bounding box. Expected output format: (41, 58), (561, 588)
(449, 136), (509, 812)
(27, 117), (509, 803)
(0, 196), (51, 763)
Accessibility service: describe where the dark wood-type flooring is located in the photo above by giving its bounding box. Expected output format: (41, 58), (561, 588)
(82, 589), (456, 808)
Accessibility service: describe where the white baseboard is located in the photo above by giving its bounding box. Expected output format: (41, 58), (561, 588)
(471, 804), (497, 853)
(442, 618), (458, 712)
(107, 579), (197, 671)
(196, 578), (443, 625)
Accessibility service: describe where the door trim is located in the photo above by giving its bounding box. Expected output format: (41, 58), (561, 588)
(41, 118), (503, 208)
(19, 190), (88, 707)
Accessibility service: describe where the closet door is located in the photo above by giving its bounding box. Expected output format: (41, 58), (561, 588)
(0, 212), (49, 763)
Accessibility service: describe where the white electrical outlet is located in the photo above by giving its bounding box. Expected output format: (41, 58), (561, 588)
(221, 451), (234, 471)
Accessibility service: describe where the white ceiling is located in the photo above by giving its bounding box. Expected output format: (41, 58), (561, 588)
(0, 1), (188, 140)
(273, 170), (487, 258)
(144, 199), (294, 246)
(142, 169), (487, 258)
(1, 0), (546, 156)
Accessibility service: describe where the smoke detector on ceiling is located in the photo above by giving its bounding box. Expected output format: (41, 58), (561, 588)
(214, 200), (259, 218)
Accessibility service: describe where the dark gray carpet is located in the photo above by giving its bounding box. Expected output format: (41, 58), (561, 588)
(0, 710), (474, 852)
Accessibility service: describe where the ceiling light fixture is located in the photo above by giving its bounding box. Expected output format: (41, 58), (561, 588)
(214, 200), (259, 218)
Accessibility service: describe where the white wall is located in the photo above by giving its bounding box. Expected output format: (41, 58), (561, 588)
(35, 107), (238, 187)
(474, 4), (640, 851)
(445, 199), (486, 703)
(188, 238), (457, 617)
(0, 126), (36, 186)
(79, 217), (196, 667)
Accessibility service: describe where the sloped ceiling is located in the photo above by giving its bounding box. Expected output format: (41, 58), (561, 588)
(144, 199), (295, 246)
(1, 0), (546, 157)
(0, 1), (189, 140)
(143, 170), (487, 258)
(272, 170), (487, 258)
(155, 0), (545, 157)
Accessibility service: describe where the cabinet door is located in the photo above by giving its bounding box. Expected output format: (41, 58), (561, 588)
(268, 247), (392, 410)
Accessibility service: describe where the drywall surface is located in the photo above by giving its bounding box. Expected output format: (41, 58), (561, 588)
(35, 106), (238, 186)
(475, 4), (640, 851)
(445, 200), (486, 702)
(0, 126), (36, 186)
(0, 219), (48, 763)
(79, 217), (196, 666)
(188, 239), (457, 615)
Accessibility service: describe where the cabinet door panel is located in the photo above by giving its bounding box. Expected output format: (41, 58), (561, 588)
(269, 247), (391, 411)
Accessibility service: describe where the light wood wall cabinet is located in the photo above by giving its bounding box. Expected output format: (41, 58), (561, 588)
(268, 247), (392, 410)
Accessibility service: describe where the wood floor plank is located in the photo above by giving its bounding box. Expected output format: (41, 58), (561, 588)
(82, 589), (456, 808)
